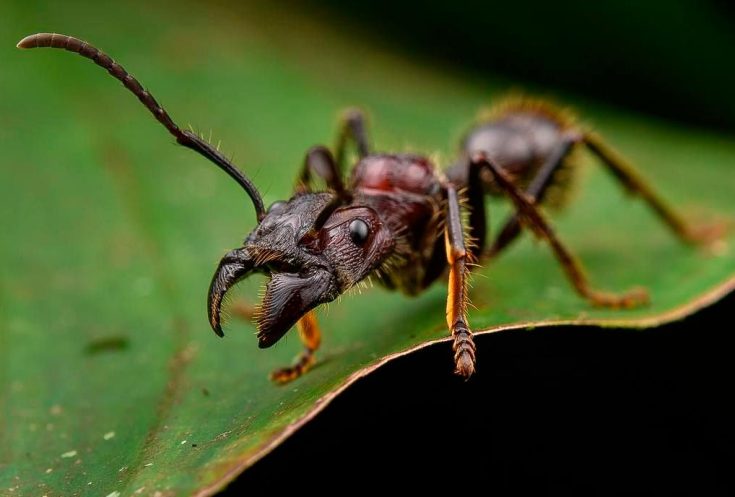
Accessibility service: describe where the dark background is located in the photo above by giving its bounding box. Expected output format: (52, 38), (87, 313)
(233, 294), (734, 494)
(225, 0), (735, 493)
(306, 0), (735, 131)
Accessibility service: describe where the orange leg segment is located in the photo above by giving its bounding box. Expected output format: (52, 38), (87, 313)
(270, 311), (322, 384)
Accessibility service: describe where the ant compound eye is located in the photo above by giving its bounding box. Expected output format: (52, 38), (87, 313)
(268, 200), (287, 215)
(349, 219), (369, 245)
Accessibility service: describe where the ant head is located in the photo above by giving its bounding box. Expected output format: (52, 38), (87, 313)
(14, 34), (394, 351)
(208, 191), (395, 347)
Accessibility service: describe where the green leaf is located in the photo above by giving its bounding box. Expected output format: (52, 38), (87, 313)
(1, 2), (732, 496)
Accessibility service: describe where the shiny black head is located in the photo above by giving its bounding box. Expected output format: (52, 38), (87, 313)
(208, 192), (395, 348)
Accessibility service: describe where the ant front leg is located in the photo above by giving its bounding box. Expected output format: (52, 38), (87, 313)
(444, 185), (477, 378)
(228, 294), (323, 384)
(583, 132), (723, 244)
(265, 146), (353, 384)
(270, 310), (322, 384)
(335, 108), (371, 170)
(470, 153), (649, 309)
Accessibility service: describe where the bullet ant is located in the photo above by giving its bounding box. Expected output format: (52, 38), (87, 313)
(18, 33), (714, 383)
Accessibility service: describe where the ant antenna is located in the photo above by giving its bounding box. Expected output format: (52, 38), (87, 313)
(17, 32), (266, 222)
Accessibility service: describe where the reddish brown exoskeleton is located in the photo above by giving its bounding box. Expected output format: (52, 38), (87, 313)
(18, 33), (715, 383)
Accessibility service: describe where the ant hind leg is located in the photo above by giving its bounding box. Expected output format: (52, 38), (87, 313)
(583, 132), (724, 245)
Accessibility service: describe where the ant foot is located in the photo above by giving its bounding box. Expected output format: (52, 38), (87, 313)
(683, 221), (729, 247)
(587, 286), (650, 309)
(452, 323), (476, 379)
(269, 352), (316, 384)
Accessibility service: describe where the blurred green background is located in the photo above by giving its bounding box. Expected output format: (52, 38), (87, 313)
(1, 0), (734, 495)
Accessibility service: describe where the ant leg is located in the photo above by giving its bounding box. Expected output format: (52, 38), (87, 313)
(487, 133), (580, 258)
(296, 108), (371, 196)
(584, 132), (722, 244)
(470, 153), (649, 308)
(295, 146), (348, 199)
(277, 147), (347, 384)
(335, 108), (371, 170)
(462, 155), (487, 260)
(270, 311), (322, 384)
(444, 185), (476, 378)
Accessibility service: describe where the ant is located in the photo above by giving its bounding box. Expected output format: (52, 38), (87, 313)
(18, 33), (714, 383)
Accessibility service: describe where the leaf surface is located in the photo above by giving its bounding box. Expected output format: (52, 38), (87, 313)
(0, 1), (733, 495)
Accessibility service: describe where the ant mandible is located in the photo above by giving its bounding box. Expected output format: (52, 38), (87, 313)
(18, 33), (712, 383)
